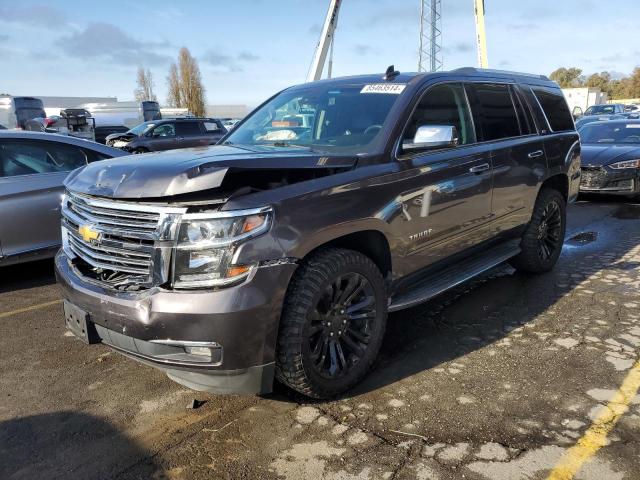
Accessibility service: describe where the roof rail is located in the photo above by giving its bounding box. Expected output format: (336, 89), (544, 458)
(452, 67), (549, 81)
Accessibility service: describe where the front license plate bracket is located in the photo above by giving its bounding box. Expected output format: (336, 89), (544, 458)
(63, 300), (101, 344)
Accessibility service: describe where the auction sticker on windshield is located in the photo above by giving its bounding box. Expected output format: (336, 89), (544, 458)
(361, 84), (406, 94)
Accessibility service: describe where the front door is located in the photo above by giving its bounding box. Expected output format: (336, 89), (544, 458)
(0, 139), (88, 257)
(392, 83), (493, 272)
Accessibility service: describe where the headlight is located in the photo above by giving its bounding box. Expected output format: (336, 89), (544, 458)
(172, 207), (272, 289)
(609, 159), (640, 169)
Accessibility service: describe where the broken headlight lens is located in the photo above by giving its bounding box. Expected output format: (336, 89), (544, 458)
(172, 208), (272, 289)
(609, 159), (640, 169)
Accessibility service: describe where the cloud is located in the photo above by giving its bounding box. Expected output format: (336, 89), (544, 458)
(308, 23), (322, 36)
(443, 42), (474, 54)
(0, 5), (69, 29)
(0, 34), (8, 41)
(54, 22), (172, 66)
(508, 23), (541, 31)
(201, 50), (260, 72)
(353, 44), (380, 56)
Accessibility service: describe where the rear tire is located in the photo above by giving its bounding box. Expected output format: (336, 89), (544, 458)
(512, 188), (566, 273)
(276, 248), (387, 399)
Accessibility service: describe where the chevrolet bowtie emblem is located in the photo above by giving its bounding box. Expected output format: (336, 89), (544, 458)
(79, 225), (100, 243)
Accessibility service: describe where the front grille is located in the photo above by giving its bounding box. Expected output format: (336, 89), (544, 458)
(580, 167), (608, 189)
(61, 191), (185, 288)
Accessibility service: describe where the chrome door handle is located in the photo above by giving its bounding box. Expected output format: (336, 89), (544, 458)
(528, 150), (544, 159)
(469, 163), (490, 174)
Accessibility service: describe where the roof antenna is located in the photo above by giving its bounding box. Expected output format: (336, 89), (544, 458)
(384, 65), (400, 80)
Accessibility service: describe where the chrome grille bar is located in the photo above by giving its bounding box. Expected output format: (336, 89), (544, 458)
(61, 191), (186, 287)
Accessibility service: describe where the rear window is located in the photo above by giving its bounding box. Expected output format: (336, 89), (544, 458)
(203, 121), (221, 133)
(467, 83), (520, 141)
(532, 87), (574, 132)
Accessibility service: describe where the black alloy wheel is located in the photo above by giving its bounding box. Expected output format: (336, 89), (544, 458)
(307, 272), (376, 379)
(536, 199), (563, 261)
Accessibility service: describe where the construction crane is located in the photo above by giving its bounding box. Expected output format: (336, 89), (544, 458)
(307, 0), (342, 82)
(474, 0), (489, 68)
(418, 0), (443, 72)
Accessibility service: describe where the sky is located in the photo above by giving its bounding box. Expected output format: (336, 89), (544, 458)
(0, 0), (638, 107)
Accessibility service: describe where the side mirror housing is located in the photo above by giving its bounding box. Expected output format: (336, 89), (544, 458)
(572, 106), (584, 120)
(402, 125), (459, 153)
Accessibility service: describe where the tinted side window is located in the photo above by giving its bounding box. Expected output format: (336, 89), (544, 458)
(0, 140), (86, 177)
(176, 122), (202, 135)
(532, 87), (574, 132)
(403, 83), (476, 147)
(467, 83), (520, 141)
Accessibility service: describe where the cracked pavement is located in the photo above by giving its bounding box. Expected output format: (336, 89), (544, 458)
(1, 198), (639, 479)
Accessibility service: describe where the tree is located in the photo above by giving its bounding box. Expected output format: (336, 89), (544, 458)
(585, 71), (612, 96)
(134, 67), (157, 102)
(166, 63), (182, 108)
(177, 47), (206, 116)
(628, 67), (640, 98)
(549, 67), (584, 88)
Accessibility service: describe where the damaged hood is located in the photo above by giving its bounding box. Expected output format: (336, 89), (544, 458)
(65, 144), (356, 199)
(581, 144), (640, 167)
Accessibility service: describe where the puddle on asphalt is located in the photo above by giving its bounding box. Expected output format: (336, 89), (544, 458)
(567, 231), (599, 246)
(612, 204), (640, 220)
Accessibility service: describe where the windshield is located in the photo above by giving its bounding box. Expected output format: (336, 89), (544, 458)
(579, 123), (640, 144)
(585, 105), (616, 115)
(127, 121), (155, 136)
(225, 83), (405, 153)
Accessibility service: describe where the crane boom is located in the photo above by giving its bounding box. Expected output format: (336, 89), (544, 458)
(474, 0), (488, 68)
(307, 0), (342, 82)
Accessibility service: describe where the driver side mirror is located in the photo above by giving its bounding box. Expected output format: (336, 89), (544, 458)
(402, 125), (459, 153)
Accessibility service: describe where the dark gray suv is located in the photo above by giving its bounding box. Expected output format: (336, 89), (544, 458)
(56, 68), (580, 399)
(105, 118), (227, 153)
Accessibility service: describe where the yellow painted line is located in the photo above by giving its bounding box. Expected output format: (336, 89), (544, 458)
(0, 299), (62, 319)
(547, 359), (640, 480)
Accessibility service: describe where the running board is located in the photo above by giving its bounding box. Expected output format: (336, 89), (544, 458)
(388, 242), (521, 312)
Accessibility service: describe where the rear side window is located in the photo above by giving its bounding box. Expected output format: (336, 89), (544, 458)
(0, 140), (87, 177)
(466, 83), (520, 141)
(176, 122), (202, 135)
(532, 87), (574, 132)
(203, 121), (221, 133)
(511, 86), (534, 135)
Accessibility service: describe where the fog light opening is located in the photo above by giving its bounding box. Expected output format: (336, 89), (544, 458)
(184, 346), (213, 359)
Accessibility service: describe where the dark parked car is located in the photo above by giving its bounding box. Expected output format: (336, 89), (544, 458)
(0, 132), (125, 267)
(105, 118), (227, 153)
(578, 119), (640, 196)
(57, 68), (580, 398)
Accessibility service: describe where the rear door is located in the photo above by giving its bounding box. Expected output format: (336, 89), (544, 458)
(0, 139), (88, 257)
(465, 82), (545, 233)
(175, 121), (207, 148)
(394, 82), (494, 269)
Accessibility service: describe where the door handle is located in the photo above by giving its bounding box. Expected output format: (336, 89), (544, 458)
(469, 163), (490, 174)
(528, 150), (544, 159)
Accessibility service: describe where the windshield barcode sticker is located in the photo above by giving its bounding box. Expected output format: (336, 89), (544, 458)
(361, 84), (406, 94)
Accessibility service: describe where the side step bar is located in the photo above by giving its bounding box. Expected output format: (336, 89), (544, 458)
(388, 242), (521, 312)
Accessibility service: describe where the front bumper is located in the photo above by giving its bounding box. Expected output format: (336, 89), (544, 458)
(55, 251), (296, 394)
(579, 167), (640, 196)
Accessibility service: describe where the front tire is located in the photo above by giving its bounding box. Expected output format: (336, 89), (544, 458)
(512, 188), (566, 273)
(276, 248), (387, 399)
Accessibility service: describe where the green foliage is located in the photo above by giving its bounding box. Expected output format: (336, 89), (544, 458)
(550, 66), (640, 100)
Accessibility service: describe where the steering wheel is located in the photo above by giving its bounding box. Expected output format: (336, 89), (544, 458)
(364, 125), (382, 135)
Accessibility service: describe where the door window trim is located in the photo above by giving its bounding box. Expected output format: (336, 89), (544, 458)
(395, 79), (545, 163)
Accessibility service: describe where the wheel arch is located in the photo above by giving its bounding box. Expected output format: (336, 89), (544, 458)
(539, 173), (569, 202)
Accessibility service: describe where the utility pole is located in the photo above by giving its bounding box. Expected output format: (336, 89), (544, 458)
(307, 0), (342, 82)
(474, 0), (489, 68)
(418, 0), (443, 72)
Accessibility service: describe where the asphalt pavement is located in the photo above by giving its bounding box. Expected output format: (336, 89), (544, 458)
(1, 197), (639, 480)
